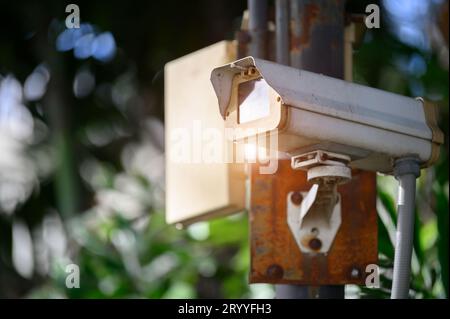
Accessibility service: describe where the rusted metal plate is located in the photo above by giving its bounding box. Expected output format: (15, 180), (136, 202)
(249, 159), (377, 285)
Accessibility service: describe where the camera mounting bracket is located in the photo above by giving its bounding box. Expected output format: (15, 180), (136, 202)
(287, 150), (351, 253)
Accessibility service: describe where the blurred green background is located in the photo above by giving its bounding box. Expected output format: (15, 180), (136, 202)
(0, 0), (448, 298)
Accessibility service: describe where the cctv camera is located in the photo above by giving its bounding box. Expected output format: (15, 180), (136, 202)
(210, 56), (443, 173)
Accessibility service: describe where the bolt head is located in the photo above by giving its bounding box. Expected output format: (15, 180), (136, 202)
(308, 238), (322, 251)
(266, 264), (284, 279)
(290, 192), (303, 205)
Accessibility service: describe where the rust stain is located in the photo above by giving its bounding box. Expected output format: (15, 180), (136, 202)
(266, 264), (284, 279)
(249, 160), (378, 285)
(235, 30), (250, 59)
(291, 4), (320, 51)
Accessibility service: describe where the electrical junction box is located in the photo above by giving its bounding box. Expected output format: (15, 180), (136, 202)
(164, 41), (246, 226)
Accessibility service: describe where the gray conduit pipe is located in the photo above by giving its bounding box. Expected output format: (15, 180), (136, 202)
(391, 157), (420, 299)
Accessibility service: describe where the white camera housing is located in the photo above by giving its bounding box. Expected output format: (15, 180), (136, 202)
(210, 56), (443, 173)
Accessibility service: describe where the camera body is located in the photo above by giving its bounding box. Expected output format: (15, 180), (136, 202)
(211, 56), (443, 173)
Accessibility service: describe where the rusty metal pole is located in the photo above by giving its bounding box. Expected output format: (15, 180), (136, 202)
(289, 0), (345, 77)
(276, 0), (290, 64)
(248, 0), (268, 58)
(275, 0), (346, 299)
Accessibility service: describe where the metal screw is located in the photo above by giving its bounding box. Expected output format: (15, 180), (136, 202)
(266, 264), (284, 279)
(308, 238), (322, 251)
(290, 192), (303, 205)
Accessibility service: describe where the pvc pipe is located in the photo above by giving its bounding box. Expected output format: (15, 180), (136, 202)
(391, 157), (420, 299)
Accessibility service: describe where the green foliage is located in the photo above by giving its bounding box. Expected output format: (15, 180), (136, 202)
(26, 168), (255, 298)
(360, 175), (448, 299)
(0, 1), (447, 299)
(354, 26), (449, 298)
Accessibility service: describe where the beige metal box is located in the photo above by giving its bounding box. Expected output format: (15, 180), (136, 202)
(165, 41), (246, 225)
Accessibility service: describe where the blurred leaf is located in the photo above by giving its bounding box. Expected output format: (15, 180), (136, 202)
(436, 183), (449, 297)
(419, 219), (438, 251)
(377, 213), (395, 260)
(413, 209), (425, 267)
(378, 187), (397, 226)
(208, 213), (248, 245)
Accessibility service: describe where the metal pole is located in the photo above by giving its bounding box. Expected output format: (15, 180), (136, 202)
(391, 157), (420, 299)
(276, 285), (345, 299)
(248, 0), (268, 58)
(276, 0), (345, 299)
(289, 0), (344, 79)
(289, 0), (301, 69)
(276, 0), (290, 64)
